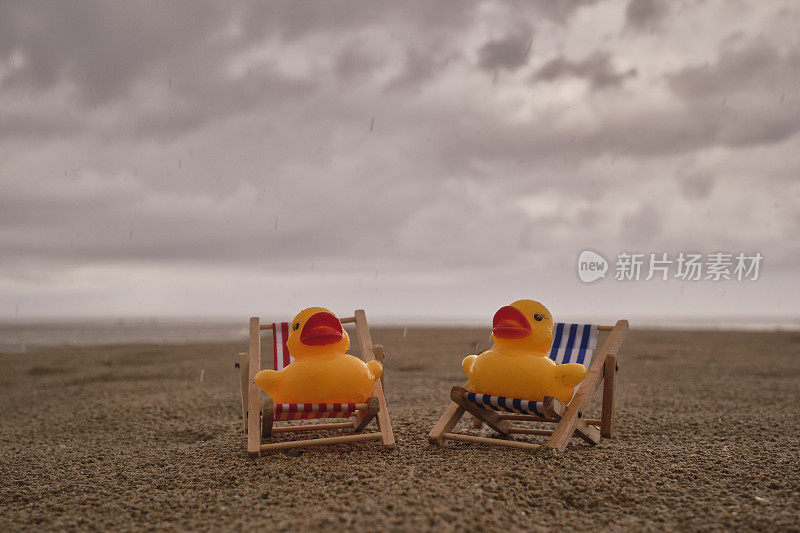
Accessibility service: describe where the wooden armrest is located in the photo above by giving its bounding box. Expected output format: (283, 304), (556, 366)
(373, 344), (385, 361)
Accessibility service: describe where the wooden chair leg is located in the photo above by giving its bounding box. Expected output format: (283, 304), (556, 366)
(449, 387), (511, 436)
(246, 317), (262, 458)
(601, 354), (617, 438)
(472, 416), (483, 429)
(428, 402), (466, 445)
(373, 383), (395, 449)
(353, 397), (379, 433)
(261, 396), (274, 439)
(541, 391), (600, 446)
(541, 396), (566, 419)
(354, 311), (395, 450)
(373, 344), (385, 390)
(575, 416), (601, 445)
(237, 352), (249, 432)
(429, 379), (473, 445)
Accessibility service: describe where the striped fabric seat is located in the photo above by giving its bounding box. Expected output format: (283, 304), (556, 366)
(272, 322), (293, 371)
(269, 321), (361, 420)
(548, 322), (599, 366)
(466, 392), (550, 417)
(274, 402), (361, 421)
(465, 323), (599, 415)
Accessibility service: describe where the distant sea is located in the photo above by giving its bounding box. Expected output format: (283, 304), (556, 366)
(0, 320), (248, 354)
(1, 317), (797, 354)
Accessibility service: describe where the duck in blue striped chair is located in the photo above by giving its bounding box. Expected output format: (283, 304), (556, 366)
(462, 300), (586, 404)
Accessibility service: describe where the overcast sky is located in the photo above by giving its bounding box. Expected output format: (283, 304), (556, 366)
(1, 0), (799, 326)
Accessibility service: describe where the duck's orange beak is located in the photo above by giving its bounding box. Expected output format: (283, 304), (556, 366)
(300, 312), (343, 346)
(492, 305), (531, 339)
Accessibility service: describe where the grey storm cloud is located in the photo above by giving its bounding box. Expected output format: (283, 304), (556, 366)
(625, 0), (669, 31)
(1, 0), (799, 321)
(0, 2), (228, 104)
(668, 40), (800, 148)
(478, 28), (533, 71)
(679, 172), (715, 200)
(335, 43), (385, 81)
(669, 40), (800, 101)
(533, 52), (637, 89)
(386, 48), (446, 91)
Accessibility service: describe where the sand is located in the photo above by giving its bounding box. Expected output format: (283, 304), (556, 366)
(1, 328), (799, 531)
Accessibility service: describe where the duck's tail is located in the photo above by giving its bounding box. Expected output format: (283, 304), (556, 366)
(556, 362), (588, 388)
(366, 360), (383, 383)
(461, 354), (478, 378)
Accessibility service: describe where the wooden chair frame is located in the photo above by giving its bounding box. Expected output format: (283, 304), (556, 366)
(238, 309), (395, 457)
(428, 320), (628, 452)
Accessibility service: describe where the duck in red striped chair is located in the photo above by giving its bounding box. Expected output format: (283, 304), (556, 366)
(254, 307), (382, 403)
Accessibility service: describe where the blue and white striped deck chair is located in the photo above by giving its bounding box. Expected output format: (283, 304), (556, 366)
(466, 323), (599, 417)
(429, 319), (629, 452)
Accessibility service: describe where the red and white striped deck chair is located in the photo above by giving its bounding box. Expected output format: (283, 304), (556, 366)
(429, 319), (628, 452)
(237, 310), (394, 457)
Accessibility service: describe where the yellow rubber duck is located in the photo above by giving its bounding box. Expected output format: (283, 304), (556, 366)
(462, 300), (586, 404)
(253, 307), (382, 403)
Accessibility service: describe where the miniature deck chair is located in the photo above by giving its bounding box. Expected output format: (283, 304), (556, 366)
(237, 310), (395, 457)
(429, 320), (628, 452)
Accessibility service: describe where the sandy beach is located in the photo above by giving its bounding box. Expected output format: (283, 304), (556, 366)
(1, 327), (799, 531)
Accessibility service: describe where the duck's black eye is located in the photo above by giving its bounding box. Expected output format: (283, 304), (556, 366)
(533, 313), (543, 321)
(292, 322), (300, 331)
